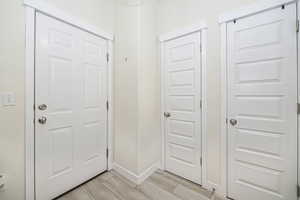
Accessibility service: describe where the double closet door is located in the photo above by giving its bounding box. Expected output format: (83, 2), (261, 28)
(227, 4), (298, 200)
(35, 13), (108, 200)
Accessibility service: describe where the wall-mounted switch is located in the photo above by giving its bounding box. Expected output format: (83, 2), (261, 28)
(1, 92), (16, 106)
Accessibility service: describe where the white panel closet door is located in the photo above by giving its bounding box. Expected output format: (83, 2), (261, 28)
(163, 32), (202, 184)
(227, 4), (297, 200)
(74, 28), (108, 184)
(35, 13), (108, 200)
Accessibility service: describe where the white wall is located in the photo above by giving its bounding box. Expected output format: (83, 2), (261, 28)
(41, 0), (115, 34)
(114, 1), (140, 174)
(156, 0), (258, 188)
(0, 1), (115, 200)
(0, 1), (25, 200)
(113, 0), (161, 176)
(137, 0), (161, 173)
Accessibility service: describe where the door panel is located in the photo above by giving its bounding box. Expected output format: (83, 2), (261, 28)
(164, 32), (202, 184)
(227, 4), (297, 200)
(35, 13), (108, 200)
(75, 31), (108, 183)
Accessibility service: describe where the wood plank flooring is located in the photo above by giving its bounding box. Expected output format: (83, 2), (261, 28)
(56, 170), (223, 200)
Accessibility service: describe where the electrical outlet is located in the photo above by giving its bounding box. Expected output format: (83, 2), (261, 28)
(0, 174), (5, 191)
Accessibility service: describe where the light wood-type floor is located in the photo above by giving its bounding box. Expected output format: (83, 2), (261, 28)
(56, 170), (223, 200)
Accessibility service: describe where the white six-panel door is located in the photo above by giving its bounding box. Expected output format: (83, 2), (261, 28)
(35, 13), (108, 200)
(227, 4), (297, 200)
(163, 32), (202, 184)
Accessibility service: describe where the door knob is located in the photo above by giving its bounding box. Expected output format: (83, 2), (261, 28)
(164, 112), (171, 118)
(38, 117), (47, 124)
(38, 104), (47, 111)
(229, 119), (237, 126)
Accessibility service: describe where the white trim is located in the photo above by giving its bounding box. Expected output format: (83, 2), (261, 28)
(159, 22), (208, 42)
(107, 40), (114, 170)
(112, 163), (139, 184)
(297, 2), (300, 197)
(219, 0), (297, 23)
(219, 22), (228, 199)
(159, 41), (166, 170)
(23, 0), (114, 41)
(200, 29), (209, 189)
(137, 163), (160, 184)
(112, 162), (160, 185)
(25, 6), (35, 200)
(25, 9), (114, 200)
(159, 25), (208, 186)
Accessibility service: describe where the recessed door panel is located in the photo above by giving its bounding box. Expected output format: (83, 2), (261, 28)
(76, 31), (108, 183)
(50, 127), (73, 177)
(169, 120), (195, 138)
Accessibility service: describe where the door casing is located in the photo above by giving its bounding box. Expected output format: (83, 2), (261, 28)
(24, 2), (114, 200)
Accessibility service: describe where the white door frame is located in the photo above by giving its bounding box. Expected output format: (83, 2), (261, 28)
(298, 3), (300, 199)
(24, 1), (114, 200)
(159, 22), (209, 188)
(219, 0), (298, 198)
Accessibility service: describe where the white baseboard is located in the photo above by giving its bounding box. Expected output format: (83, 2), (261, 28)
(112, 163), (139, 184)
(112, 162), (160, 185)
(138, 162), (160, 184)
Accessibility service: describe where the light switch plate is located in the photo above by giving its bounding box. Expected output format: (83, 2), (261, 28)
(1, 92), (16, 106)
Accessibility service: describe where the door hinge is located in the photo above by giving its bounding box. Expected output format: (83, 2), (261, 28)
(106, 101), (109, 111)
(297, 103), (300, 114)
(297, 19), (299, 33)
(200, 157), (202, 166)
(106, 53), (109, 63)
(200, 100), (202, 109)
(106, 148), (109, 158)
(226, 118), (228, 124)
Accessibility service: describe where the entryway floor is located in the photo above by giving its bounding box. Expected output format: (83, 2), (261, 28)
(56, 169), (221, 200)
